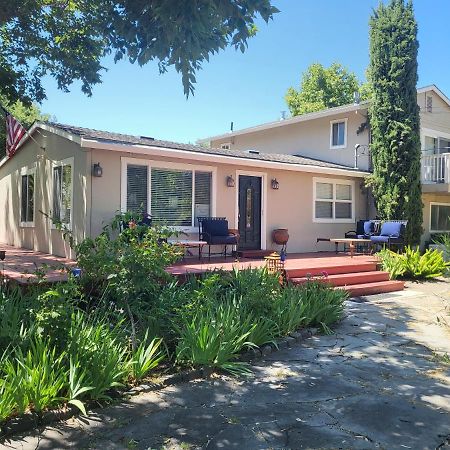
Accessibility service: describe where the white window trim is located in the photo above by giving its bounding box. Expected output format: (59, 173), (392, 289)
(429, 202), (450, 233)
(234, 170), (268, 251)
(330, 118), (348, 149)
(120, 157), (217, 233)
(51, 157), (74, 231)
(220, 142), (232, 150)
(19, 165), (36, 228)
(313, 177), (355, 224)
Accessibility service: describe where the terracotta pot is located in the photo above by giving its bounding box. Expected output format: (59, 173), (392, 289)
(272, 228), (289, 245)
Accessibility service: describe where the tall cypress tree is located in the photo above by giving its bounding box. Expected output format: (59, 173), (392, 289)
(368, 0), (422, 245)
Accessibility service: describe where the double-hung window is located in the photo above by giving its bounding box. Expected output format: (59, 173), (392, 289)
(313, 178), (354, 223)
(123, 159), (214, 229)
(330, 119), (347, 149)
(430, 203), (450, 232)
(20, 169), (35, 226)
(53, 159), (73, 227)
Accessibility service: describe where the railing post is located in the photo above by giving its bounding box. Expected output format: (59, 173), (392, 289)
(446, 154), (450, 184)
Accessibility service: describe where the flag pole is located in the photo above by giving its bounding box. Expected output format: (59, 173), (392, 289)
(0, 103), (45, 151)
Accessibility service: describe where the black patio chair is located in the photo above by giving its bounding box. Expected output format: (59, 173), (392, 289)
(198, 217), (239, 260)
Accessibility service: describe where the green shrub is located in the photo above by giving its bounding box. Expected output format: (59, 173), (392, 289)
(273, 287), (307, 336)
(378, 246), (450, 279)
(128, 330), (165, 382)
(175, 299), (255, 376)
(68, 312), (129, 401)
(294, 281), (347, 332)
(2, 338), (66, 414)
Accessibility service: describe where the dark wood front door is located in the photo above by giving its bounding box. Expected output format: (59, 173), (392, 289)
(238, 175), (262, 250)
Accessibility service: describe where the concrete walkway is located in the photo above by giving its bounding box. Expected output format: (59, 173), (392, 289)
(3, 282), (450, 450)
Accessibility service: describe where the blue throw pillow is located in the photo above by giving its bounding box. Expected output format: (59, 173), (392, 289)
(363, 221), (374, 235)
(205, 219), (229, 237)
(380, 221), (402, 237)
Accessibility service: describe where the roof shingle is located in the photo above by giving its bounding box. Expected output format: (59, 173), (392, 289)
(47, 122), (365, 172)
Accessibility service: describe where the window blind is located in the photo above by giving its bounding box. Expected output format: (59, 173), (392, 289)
(151, 168), (192, 226)
(127, 164), (148, 213)
(194, 171), (212, 225)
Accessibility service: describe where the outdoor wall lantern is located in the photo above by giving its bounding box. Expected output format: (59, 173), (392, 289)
(271, 178), (280, 190)
(226, 175), (235, 187)
(92, 162), (103, 177)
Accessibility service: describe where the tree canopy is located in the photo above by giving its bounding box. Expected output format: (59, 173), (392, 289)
(285, 62), (369, 116)
(368, 0), (422, 244)
(0, 0), (278, 104)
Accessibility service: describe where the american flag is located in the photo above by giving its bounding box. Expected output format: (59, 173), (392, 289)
(5, 111), (27, 157)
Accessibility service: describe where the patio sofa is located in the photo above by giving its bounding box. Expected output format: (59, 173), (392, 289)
(198, 217), (239, 260)
(370, 220), (407, 250)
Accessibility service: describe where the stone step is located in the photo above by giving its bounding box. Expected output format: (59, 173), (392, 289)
(289, 270), (390, 287)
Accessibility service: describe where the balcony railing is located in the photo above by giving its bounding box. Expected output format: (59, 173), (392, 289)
(421, 153), (450, 184)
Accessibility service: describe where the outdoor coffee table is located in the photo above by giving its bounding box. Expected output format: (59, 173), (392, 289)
(168, 239), (208, 260)
(317, 237), (373, 258)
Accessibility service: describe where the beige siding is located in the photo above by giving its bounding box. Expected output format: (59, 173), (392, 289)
(0, 131), (89, 258)
(419, 91), (450, 136)
(211, 110), (371, 171)
(90, 148), (366, 253)
(421, 192), (450, 246)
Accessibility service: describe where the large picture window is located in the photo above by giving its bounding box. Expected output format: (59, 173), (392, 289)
(20, 172), (35, 225)
(53, 160), (73, 227)
(122, 159), (213, 228)
(430, 203), (450, 232)
(313, 178), (354, 223)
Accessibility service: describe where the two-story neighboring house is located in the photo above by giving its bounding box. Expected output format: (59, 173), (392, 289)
(203, 85), (450, 247)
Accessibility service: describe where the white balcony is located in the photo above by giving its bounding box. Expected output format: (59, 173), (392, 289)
(421, 152), (450, 192)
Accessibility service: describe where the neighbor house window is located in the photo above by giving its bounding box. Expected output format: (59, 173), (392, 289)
(20, 171), (35, 225)
(430, 203), (450, 232)
(53, 159), (73, 226)
(122, 159), (213, 228)
(330, 119), (347, 148)
(313, 178), (354, 222)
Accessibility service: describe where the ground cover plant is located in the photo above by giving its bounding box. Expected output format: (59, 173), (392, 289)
(378, 246), (450, 280)
(0, 213), (347, 430)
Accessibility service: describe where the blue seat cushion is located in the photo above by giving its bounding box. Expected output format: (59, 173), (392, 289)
(203, 219), (229, 237)
(209, 234), (238, 245)
(363, 221), (375, 235)
(370, 235), (390, 243)
(380, 221), (402, 237)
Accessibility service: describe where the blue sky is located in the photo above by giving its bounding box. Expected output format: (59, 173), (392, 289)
(40, 0), (450, 144)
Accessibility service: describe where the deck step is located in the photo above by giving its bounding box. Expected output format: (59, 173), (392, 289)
(286, 262), (378, 279)
(343, 280), (405, 297)
(289, 271), (390, 287)
(236, 249), (273, 258)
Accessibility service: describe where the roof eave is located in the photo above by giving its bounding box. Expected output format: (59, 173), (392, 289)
(81, 138), (369, 178)
(199, 102), (370, 144)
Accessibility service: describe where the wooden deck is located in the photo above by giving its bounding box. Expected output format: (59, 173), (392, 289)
(167, 252), (379, 276)
(0, 244), (74, 284)
(0, 245), (403, 296)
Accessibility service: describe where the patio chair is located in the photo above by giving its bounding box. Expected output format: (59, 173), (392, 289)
(370, 220), (407, 251)
(344, 220), (377, 253)
(198, 217), (239, 260)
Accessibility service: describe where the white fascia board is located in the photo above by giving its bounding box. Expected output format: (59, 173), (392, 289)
(199, 102), (370, 144)
(81, 138), (369, 178)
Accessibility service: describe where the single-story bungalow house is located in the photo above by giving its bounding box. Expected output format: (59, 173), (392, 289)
(0, 122), (370, 258)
